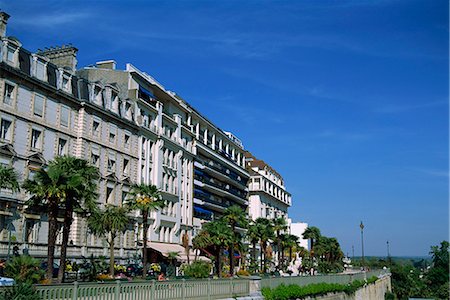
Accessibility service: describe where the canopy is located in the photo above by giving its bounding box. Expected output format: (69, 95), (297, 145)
(148, 242), (211, 263)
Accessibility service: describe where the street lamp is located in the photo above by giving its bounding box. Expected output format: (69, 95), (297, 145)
(360, 221), (365, 270)
(387, 240), (391, 264)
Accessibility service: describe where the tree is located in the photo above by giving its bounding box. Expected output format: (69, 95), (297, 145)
(247, 221), (260, 271)
(302, 226), (321, 258)
(202, 220), (233, 277)
(53, 156), (99, 282)
(282, 234), (299, 265)
(23, 164), (69, 280)
(254, 218), (274, 273)
(272, 217), (287, 269)
(125, 184), (165, 276)
(167, 251), (179, 276)
(192, 230), (211, 262)
(0, 165), (20, 192)
(182, 232), (190, 264)
(88, 205), (130, 276)
(23, 156), (99, 282)
(425, 240), (449, 298)
(221, 205), (248, 276)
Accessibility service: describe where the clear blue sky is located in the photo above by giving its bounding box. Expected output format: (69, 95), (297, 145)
(3, 0), (448, 256)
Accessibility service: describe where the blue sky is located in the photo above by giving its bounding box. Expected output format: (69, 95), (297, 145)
(3, 0), (448, 256)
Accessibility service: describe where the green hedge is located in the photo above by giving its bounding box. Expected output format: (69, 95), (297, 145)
(262, 276), (379, 300)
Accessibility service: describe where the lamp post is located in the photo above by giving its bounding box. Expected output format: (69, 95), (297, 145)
(387, 240), (391, 264)
(360, 221), (365, 270)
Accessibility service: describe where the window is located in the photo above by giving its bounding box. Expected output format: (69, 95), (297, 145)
(28, 168), (38, 180)
(91, 152), (100, 166)
(0, 119), (12, 142)
(35, 60), (46, 80)
(3, 83), (14, 105)
(57, 138), (68, 156)
(106, 186), (114, 204)
(6, 47), (15, 63)
(123, 158), (130, 175)
(124, 133), (130, 148)
(122, 191), (128, 203)
(30, 129), (42, 150)
(59, 105), (70, 127)
(109, 126), (116, 144)
(107, 157), (116, 172)
(92, 119), (100, 137)
(94, 86), (103, 106)
(33, 94), (44, 117)
(62, 75), (70, 92)
(111, 91), (118, 112)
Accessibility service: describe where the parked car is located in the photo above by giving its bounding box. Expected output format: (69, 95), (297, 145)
(40, 261), (59, 278)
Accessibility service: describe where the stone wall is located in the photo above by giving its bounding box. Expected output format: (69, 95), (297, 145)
(303, 276), (392, 300)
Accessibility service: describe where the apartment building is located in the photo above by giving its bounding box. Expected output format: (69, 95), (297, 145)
(0, 12), (250, 262)
(245, 151), (292, 221)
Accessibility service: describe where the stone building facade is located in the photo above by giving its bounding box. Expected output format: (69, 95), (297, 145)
(0, 12), (254, 262)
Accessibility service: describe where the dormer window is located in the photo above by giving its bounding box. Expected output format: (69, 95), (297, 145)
(111, 91), (119, 113)
(94, 86), (103, 106)
(6, 46), (15, 63)
(62, 74), (71, 92)
(35, 60), (46, 81)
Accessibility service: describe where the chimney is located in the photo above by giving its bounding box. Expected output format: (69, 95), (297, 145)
(96, 60), (117, 70)
(37, 45), (78, 72)
(0, 12), (10, 38)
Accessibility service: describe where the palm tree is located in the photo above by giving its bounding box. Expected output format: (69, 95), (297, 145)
(202, 220), (233, 277)
(192, 230), (211, 261)
(166, 251), (179, 276)
(88, 205), (130, 276)
(302, 226), (321, 258)
(0, 165), (20, 192)
(254, 218), (274, 273)
(181, 232), (190, 264)
(23, 165), (70, 280)
(221, 205), (248, 276)
(125, 184), (165, 276)
(247, 221), (260, 270)
(52, 156), (99, 282)
(282, 234), (299, 264)
(272, 217), (287, 269)
(23, 156), (99, 282)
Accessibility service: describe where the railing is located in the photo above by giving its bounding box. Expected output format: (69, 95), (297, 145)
(261, 269), (390, 289)
(34, 278), (251, 300)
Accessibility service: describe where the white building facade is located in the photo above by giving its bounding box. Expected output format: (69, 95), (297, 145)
(245, 151), (291, 221)
(290, 222), (309, 250)
(0, 12), (249, 262)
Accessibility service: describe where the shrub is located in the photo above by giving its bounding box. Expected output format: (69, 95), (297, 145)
(96, 274), (113, 281)
(5, 256), (44, 284)
(237, 269), (250, 277)
(0, 282), (40, 300)
(262, 277), (380, 300)
(183, 261), (211, 278)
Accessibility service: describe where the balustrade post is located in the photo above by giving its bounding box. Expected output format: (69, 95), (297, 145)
(115, 280), (121, 300)
(182, 278), (186, 300)
(151, 279), (156, 300)
(72, 281), (78, 300)
(207, 278), (211, 300)
(230, 278), (233, 298)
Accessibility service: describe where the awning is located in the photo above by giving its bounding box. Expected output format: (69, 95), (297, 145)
(139, 86), (155, 100)
(148, 242), (184, 257)
(148, 242), (211, 263)
(194, 205), (213, 216)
